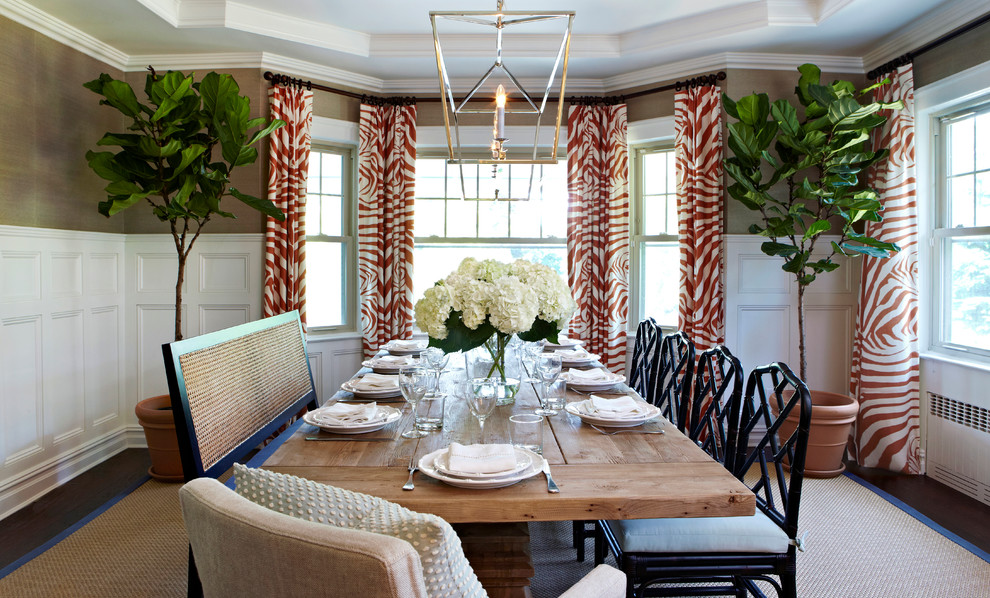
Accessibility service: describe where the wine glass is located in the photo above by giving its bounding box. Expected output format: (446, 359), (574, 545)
(461, 379), (498, 443)
(535, 353), (563, 416)
(422, 347), (449, 395)
(398, 365), (430, 439)
(519, 341), (544, 383)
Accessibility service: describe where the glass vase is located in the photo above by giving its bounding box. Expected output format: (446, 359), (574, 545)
(482, 332), (520, 406)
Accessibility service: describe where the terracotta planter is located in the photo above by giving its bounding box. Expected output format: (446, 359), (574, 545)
(135, 395), (184, 482)
(776, 390), (858, 478)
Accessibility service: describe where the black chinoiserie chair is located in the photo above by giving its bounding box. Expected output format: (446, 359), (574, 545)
(651, 331), (695, 432)
(162, 310), (319, 598)
(688, 345), (744, 469)
(628, 318), (661, 400)
(598, 362), (813, 598)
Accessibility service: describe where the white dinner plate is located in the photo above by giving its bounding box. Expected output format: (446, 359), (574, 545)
(544, 337), (582, 351)
(418, 447), (544, 489)
(303, 405), (401, 434)
(341, 375), (402, 399)
(565, 399), (662, 428)
(381, 340), (427, 356)
(556, 351), (599, 367)
(433, 449), (533, 479)
(362, 358), (418, 374)
(559, 368), (625, 392)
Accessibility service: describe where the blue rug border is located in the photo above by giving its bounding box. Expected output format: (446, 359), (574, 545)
(0, 473), (152, 580)
(843, 470), (990, 564)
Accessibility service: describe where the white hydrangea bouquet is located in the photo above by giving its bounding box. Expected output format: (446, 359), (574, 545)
(414, 257), (577, 381)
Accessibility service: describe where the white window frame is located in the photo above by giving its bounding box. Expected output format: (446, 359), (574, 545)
(305, 143), (357, 333)
(931, 97), (990, 359)
(629, 141), (679, 329)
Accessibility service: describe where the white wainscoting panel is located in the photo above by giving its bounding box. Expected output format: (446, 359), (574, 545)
(306, 334), (364, 405)
(125, 234), (265, 410)
(724, 235), (860, 394)
(0, 226), (127, 520)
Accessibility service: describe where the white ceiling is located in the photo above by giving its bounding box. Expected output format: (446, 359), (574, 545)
(4, 0), (985, 92)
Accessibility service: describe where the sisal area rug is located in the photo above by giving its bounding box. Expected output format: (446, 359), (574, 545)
(1, 474), (988, 597)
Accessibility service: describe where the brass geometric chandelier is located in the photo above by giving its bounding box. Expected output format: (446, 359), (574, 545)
(431, 0), (574, 200)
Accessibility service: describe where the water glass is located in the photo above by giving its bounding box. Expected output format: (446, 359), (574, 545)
(415, 392), (445, 431)
(398, 365), (430, 439)
(422, 347), (449, 395)
(509, 413), (544, 455)
(538, 380), (567, 417)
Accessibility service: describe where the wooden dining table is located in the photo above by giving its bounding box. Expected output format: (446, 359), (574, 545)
(262, 367), (755, 597)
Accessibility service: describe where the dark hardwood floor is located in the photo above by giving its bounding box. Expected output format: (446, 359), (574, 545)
(1, 450), (987, 573)
(0, 449), (152, 571)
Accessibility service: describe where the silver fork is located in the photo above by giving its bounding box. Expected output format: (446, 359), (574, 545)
(590, 424), (665, 436)
(402, 452), (418, 491)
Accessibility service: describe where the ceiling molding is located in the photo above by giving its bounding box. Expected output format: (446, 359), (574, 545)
(620, 2), (769, 56)
(124, 51), (263, 71)
(371, 33), (621, 59)
(223, 2), (370, 57)
(862, 0), (989, 71)
(816, 0), (857, 21)
(766, 0), (817, 26)
(0, 0), (129, 68)
(602, 51), (863, 92)
(259, 53), (386, 92)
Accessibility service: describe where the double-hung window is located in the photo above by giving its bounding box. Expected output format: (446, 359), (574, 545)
(412, 158), (568, 298)
(305, 145), (355, 330)
(631, 144), (679, 327)
(934, 101), (990, 355)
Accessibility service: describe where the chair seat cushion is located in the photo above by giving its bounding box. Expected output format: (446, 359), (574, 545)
(607, 511), (789, 554)
(234, 464), (485, 598)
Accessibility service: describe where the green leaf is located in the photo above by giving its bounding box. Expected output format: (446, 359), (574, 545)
(782, 253), (807, 273)
(809, 259), (840, 273)
(841, 243), (894, 258)
(106, 191), (153, 216)
(803, 219), (831, 240)
(229, 187), (286, 221)
(736, 93), (770, 126)
(96, 133), (141, 147)
(771, 99), (801, 137)
(85, 151), (128, 182)
(98, 79), (142, 118)
(722, 93), (739, 120)
(138, 136), (183, 158)
(727, 122), (762, 159)
(199, 72), (240, 117)
(245, 119), (285, 147)
(105, 180), (143, 195)
(517, 317), (562, 343)
(233, 145), (258, 167)
(167, 144), (207, 180)
(428, 312), (497, 354)
(761, 242), (800, 257)
(795, 64), (822, 106)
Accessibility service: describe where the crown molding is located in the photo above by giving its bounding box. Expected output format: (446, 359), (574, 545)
(372, 33), (621, 59)
(259, 53), (386, 92)
(620, 2), (769, 56)
(817, 0), (857, 21)
(863, 0), (989, 71)
(224, 1), (370, 57)
(766, 0), (817, 26)
(123, 51), (262, 71)
(602, 51), (863, 92)
(0, 0), (129, 69)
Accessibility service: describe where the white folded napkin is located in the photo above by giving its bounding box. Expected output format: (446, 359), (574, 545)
(375, 355), (413, 365)
(586, 395), (643, 417)
(567, 367), (611, 381)
(446, 442), (517, 475)
(548, 337), (578, 347)
(351, 373), (399, 390)
(388, 339), (424, 350)
(312, 402), (381, 425)
(555, 348), (589, 360)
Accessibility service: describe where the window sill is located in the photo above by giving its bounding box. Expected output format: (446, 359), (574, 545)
(306, 329), (363, 343)
(920, 350), (990, 374)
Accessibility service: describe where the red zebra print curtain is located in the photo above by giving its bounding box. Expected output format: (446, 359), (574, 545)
(675, 86), (725, 351)
(264, 85), (313, 329)
(357, 103), (417, 359)
(566, 104), (630, 373)
(850, 64), (920, 474)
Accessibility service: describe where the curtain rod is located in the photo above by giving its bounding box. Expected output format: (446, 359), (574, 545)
(263, 70), (727, 106)
(866, 11), (990, 79)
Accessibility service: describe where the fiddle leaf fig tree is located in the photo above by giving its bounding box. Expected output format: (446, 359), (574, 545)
(723, 64), (903, 381)
(84, 69), (286, 341)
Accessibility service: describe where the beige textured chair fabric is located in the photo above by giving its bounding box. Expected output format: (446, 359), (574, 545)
(179, 477), (427, 598)
(558, 564), (626, 598)
(233, 464), (485, 598)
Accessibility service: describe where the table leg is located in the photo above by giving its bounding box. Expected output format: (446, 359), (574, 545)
(453, 522), (534, 598)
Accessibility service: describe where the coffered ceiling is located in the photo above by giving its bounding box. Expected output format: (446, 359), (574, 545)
(3, 0), (985, 92)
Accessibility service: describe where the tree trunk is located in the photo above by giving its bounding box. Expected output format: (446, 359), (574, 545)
(797, 282), (807, 382)
(175, 251), (186, 341)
